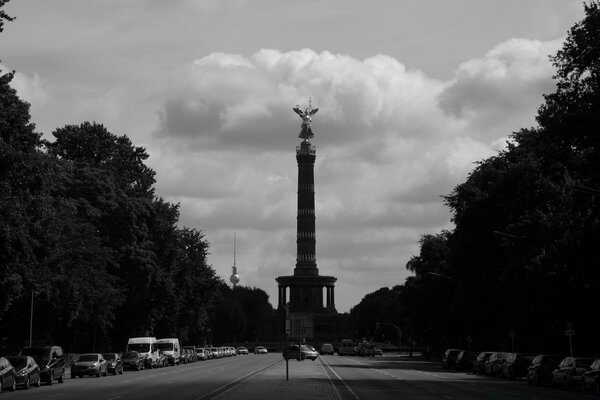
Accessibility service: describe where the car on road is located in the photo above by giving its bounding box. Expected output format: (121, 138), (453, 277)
(526, 354), (564, 385)
(254, 346), (268, 355)
(301, 345), (319, 360)
(552, 356), (595, 389)
(582, 358), (600, 393)
(6, 355), (40, 389)
(455, 350), (478, 371)
(0, 357), (16, 392)
(71, 353), (108, 378)
(358, 343), (375, 357)
(442, 348), (463, 369)
(320, 343), (334, 355)
(485, 352), (509, 376)
(122, 351), (145, 371)
(237, 347), (249, 355)
(20, 345), (65, 385)
(338, 339), (356, 356)
(473, 351), (493, 374)
(501, 353), (534, 380)
(102, 353), (123, 375)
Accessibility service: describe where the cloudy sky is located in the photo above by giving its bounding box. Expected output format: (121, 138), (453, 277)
(1, 0), (586, 313)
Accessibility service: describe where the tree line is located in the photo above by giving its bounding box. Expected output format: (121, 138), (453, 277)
(350, 2), (600, 356)
(0, 2), (273, 353)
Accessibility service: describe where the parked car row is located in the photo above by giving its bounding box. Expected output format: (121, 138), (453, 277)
(443, 348), (600, 393)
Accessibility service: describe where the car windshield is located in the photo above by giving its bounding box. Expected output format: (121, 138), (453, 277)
(157, 343), (173, 351)
(102, 354), (116, 360)
(78, 354), (99, 362)
(128, 343), (150, 353)
(122, 352), (139, 359)
(7, 357), (27, 369)
(21, 347), (48, 360)
(576, 359), (595, 367)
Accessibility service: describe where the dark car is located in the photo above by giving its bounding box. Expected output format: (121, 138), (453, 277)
(582, 358), (600, 393)
(6, 356), (40, 389)
(71, 353), (108, 378)
(102, 353), (123, 375)
(20, 346), (65, 385)
(501, 353), (535, 380)
(473, 351), (493, 374)
(552, 356), (595, 389)
(442, 348), (463, 369)
(485, 352), (510, 376)
(121, 351), (145, 371)
(456, 350), (478, 371)
(526, 354), (564, 385)
(0, 357), (16, 392)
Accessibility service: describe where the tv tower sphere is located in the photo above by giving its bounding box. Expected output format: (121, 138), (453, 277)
(230, 266), (240, 286)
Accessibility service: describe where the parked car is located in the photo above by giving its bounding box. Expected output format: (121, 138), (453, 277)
(6, 355), (40, 389)
(254, 346), (268, 355)
(358, 343), (375, 357)
(20, 345), (65, 385)
(527, 354), (564, 385)
(0, 357), (16, 392)
(454, 350), (477, 371)
(71, 353), (108, 378)
(184, 346), (197, 362)
(485, 352), (510, 376)
(156, 350), (169, 368)
(473, 351), (494, 374)
(102, 353), (123, 375)
(552, 356), (595, 389)
(442, 348), (463, 369)
(121, 351), (145, 371)
(236, 347), (249, 355)
(502, 353), (535, 380)
(582, 358), (600, 393)
(196, 347), (208, 360)
(320, 343), (334, 355)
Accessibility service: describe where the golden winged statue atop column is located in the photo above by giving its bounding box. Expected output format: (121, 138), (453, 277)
(293, 99), (319, 141)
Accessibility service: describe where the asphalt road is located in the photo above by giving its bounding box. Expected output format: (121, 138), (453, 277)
(5, 353), (598, 400)
(3, 354), (277, 400)
(321, 355), (597, 400)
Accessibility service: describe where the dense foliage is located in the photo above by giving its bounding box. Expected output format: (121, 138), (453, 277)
(351, 2), (600, 356)
(0, 1), (273, 352)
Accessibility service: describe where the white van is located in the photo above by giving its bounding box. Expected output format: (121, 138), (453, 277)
(156, 338), (181, 365)
(126, 337), (158, 368)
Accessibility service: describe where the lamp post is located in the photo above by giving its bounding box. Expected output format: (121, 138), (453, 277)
(29, 290), (34, 347)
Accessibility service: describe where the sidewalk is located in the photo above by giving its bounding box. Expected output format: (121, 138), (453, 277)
(214, 358), (340, 400)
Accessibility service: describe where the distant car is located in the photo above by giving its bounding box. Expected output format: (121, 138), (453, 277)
(527, 354), (564, 385)
(301, 345), (319, 361)
(501, 353), (534, 380)
(102, 353), (123, 375)
(485, 352), (509, 376)
(320, 343), (334, 355)
(196, 348), (208, 360)
(473, 351), (494, 374)
(582, 358), (600, 393)
(71, 353), (108, 378)
(156, 350), (169, 368)
(455, 351), (478, 371)
(0, 357), (16, 392)
(20, 345), (65, 385)
(358, 343), (375, 357)
(237, 347), (249, 355)
(254, 346), (268, 355)
(184, 346), (197, 362)
(121, 351), (145, 371)
(6, 355), (41, 389)
(552, 356), (595, 389)
(442, 348), (463, 369)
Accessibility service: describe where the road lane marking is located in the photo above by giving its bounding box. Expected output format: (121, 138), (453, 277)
(320, 356), (361, 400)
(193, 359), (280, 400)
(317, 358), (343, 400)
